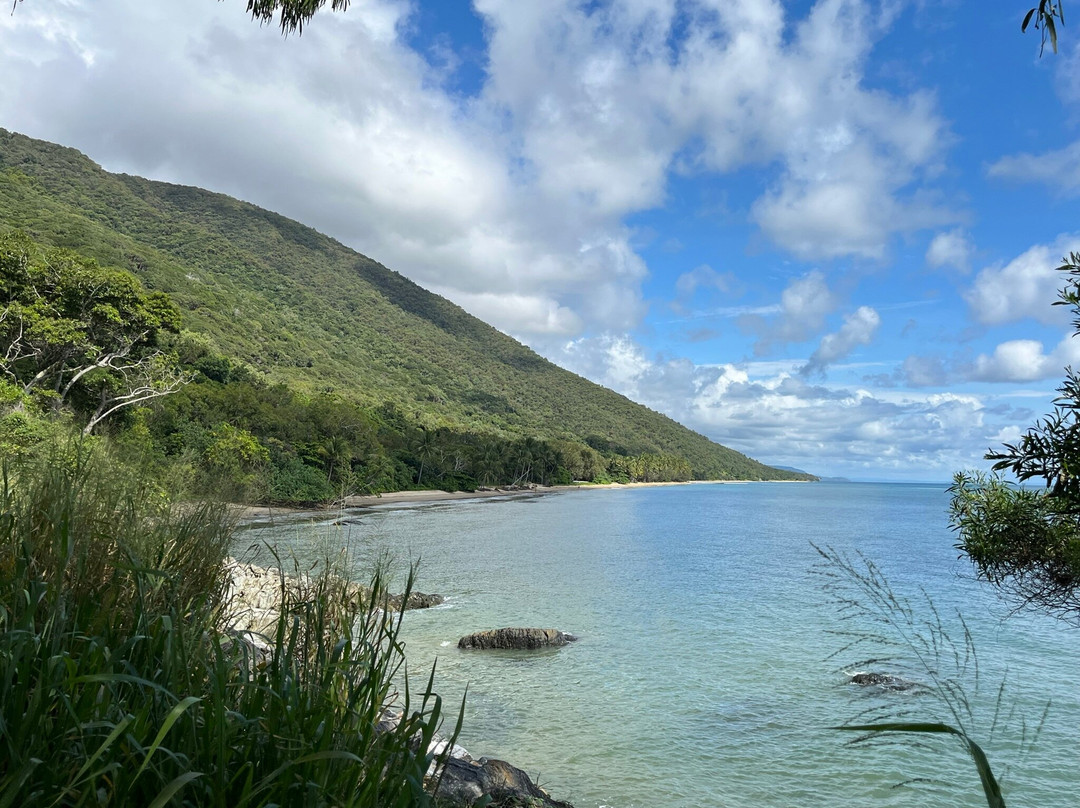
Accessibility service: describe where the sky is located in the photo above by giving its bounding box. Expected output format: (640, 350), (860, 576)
(2, 0), (1079, 481)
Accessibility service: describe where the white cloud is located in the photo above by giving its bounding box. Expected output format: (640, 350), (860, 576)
(0, 0), (651, 340)
(802, 305), (881, 375)
(745, 270), (839, 354)
(552, 332), (1029, 480)
(969, 335), (1080, 382)
(987, 141), (1080, 194)
(926, 228), (974, 272)
(965, 235), (1080, 325)
(440, 290), (583, 337)
(479, 0), (953, 262)
(0, 0), (959, 344)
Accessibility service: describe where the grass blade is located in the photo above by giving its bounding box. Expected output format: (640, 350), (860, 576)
(135, 696), (202, 780)
(834, 722), (1005, 808)
(147, 771), (204, 808)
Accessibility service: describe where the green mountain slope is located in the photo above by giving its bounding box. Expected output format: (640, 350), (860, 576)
(0, 128), (811, 482)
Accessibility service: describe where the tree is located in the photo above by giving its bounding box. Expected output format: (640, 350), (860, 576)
(0, 231), (188, 433)
(412, 426), (440, 486)
(950, 253), (1080, 623)
(947, 3), (1076, 622)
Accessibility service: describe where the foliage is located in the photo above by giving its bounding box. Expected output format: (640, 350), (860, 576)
(0, 230), (187, 434)
(950, 253), (1080, 620)
(241, 0), (351, 34)
(0, 434), (458, 806)
(950, 472), (1080, 621)
(817, 546), (1047, 808)
(1023, 1), (1066, 54)
(202, 423), (270, 499)
(0, 129), (814, 497)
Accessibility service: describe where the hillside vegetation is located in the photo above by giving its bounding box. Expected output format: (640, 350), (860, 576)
(0, 128), (813, 498)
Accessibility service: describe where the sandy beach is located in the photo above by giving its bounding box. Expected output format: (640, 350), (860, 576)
(228, 479), (759, 521)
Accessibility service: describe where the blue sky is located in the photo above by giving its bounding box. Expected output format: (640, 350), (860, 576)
(3, 1), (1080, 481)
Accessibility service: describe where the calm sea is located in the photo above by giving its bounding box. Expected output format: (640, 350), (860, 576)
(239, 482), (1079, 808)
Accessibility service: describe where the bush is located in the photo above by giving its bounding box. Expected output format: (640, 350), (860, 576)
(0, 437), (456, 806)
(267, 454), (336, 503)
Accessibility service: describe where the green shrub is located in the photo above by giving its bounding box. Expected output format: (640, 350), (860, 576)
(0, 437), (457, 806)
(267, 454), (336, 503)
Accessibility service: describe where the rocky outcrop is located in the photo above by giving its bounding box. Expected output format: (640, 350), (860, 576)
(224, 559), (443, 636)
(375, 711), (574, 807)
(458, 628), (577, 651)
(432, 755), (574, 808)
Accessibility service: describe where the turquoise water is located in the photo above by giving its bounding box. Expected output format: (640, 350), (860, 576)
(239, 482), (1080, 807)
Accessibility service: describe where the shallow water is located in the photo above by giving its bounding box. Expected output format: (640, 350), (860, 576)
(239, 482), (1080, 807)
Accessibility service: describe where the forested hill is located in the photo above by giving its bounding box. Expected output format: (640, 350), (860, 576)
(0, 128), (811, 484)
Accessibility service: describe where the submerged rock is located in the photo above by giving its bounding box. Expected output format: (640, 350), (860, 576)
(432, 756), (574, 808)
(848, 671), (917, 691)
(387, 590), (445, 611)
(457, 628), (577, 651)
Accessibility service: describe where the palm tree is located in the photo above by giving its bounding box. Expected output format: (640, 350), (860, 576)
(413, 427), (440, 486)
(319, 434), (352, 483)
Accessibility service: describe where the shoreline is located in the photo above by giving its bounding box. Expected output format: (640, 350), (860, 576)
(229, 478), (796, 522)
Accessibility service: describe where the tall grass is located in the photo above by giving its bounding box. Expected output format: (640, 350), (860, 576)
(816, 545), (1048, 808)
(0, 438), (457, 806)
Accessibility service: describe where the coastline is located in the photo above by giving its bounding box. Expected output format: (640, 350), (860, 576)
(227, 475), (811, 806)
(229, 478), (782, 521)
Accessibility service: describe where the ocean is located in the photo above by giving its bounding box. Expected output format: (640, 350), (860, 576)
(238, 482), (1080, 807)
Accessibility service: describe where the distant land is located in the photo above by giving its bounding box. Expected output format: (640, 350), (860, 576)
(774, 465), (849, 482)
(0, 128), (814, 491)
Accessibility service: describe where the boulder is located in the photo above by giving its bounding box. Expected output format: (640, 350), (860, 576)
(373, 711), (574, 807)
(458, 628), (577, 651)
(432, 755), (574, 808)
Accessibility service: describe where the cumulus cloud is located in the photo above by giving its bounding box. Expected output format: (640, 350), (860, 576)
(744, 270), (839, 354)
(801, 305), (881, 375)
(926, 228), (974, 271)
(965, 235), (1080, 325)
(969, 335), (1080, 382)
(553, 332), (1031, 479)
(439, 290), (583, 337)
(0, 0), (958, 343)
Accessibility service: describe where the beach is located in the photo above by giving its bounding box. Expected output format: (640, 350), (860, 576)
(229, 479), (759, 522)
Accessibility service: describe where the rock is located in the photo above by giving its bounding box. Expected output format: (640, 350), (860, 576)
(387, 590), (446, 611)
(458, 628), (577, 651)
(431, 756), (574, 808)
(848, 671), (917, 691)
(222, 558), (443, 639)
(373, 712), (572, 806)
